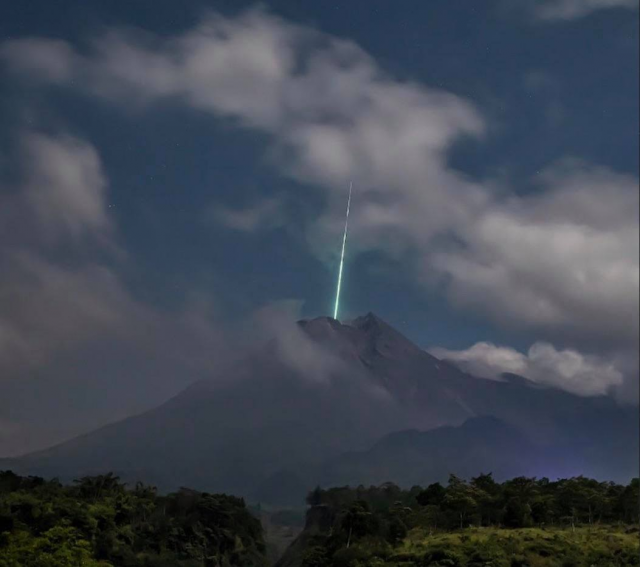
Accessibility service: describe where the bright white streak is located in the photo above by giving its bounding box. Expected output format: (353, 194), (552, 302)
(333, 181), (352, 320)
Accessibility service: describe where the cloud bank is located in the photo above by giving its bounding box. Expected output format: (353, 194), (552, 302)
(431, 342), (624, 397)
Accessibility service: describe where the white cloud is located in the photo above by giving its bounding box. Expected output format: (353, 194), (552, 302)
(22, 133), (112, 242)
(430, 341), (624, 397)
(0, 251), (149, 369)
(0, 130), (208, 378)
(0, 7), (487, 256)
(247, 300), (344, 384)
(209, 195), (285, 232)
(429, 160), (639, 348)
(0, 132), (113, 250)
(533, 0), (638, 20)
(0, 38), (76, 83)
(0, 131), (126, 370)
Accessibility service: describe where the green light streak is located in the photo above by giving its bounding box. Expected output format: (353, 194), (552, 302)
(333, 181), (352, 320)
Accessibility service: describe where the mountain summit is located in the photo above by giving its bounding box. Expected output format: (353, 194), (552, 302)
(297, 312), (427, 368)
(1, 313), (637, 505)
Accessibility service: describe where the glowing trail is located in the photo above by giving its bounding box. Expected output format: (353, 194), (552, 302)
(333, 181), (352, 320)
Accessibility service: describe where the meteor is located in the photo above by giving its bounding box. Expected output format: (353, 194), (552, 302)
(333, 181), (352, 321)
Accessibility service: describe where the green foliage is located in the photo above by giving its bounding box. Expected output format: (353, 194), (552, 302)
(311, 527), (640, 567)
(0, 471), (267, 567)
(0, 526), (108, 567)
(421, 546), (464, 566)
(308, 474), (639, 532)
(295, 475), (640, 566)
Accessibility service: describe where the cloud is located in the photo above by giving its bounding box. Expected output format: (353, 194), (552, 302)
(244, 301), (395, 406)
(209, 195), (285, 232)
(0, 132), (113, 249)
(0, 252), (150, 370)
(1, 9), (302, 125)
(0, 127), (348, 455)
(532, 0), (638, 20)
(0, 7), (487, 256)
(247, 300), (345, 384)
(0, 131), (128, 372)
(0, 129), (228, 454)
(429, 160), (639, 350)
(0, 38), (76, 83)
(0, 130), (231, 380)
(1, 8), (637, 404)
(430, 341), (624, 397)
(21, 133), (112, 242)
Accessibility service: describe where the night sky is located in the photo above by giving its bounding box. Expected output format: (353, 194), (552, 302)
(0, 0), (637, 456)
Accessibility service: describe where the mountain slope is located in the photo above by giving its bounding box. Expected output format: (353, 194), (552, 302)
(1, 313), (637, 505)
(316, 416), (542, 488)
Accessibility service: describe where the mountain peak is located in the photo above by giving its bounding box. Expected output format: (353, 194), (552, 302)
(347, 312), (415, 349)
(350, 311), (385, 328)
(296, 315), (342, 334)
(296, 312), (422, 363)
(298, 312), (384, 329)
(298, 312), (397, 344)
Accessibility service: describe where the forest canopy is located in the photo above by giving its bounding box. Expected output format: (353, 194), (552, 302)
(0, 470), (267, 567)
(278, 475), (640, 567)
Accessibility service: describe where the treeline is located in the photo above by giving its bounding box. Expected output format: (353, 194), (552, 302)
(0, 470), (267, 567)
(289, 475), (639, 567)
(308, 475), (640, 534)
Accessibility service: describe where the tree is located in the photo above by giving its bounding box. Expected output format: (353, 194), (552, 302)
(0, 470), (268, 567)
(443, 475), (479, 529)
(502, 477), (539, 528)
(616, 478), (640, 524)
(73, 473), (124, 501)
(386, 502), (411, 545)
(471, 473), (501, 526)
(0, 527), (108, 567)
(338, 501), (376, 547)
(416, 482), (446, 508)
(307, 486), (324, 507)
(556, 477), (609, 527)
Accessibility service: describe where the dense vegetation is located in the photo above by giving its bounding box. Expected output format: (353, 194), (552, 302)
(282, 475), (639, 567)
(296, 526), (640, 567)
(2, 471), (638, 566)
(0, 471), (267, 567)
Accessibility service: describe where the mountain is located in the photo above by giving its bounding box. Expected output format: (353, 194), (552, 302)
(1, 313), (637, 505)
(313, 412), (640, 489)
(316, 416), (542, 488)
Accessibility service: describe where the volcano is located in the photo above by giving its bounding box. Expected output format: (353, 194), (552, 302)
(1, 313), (637, 505)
